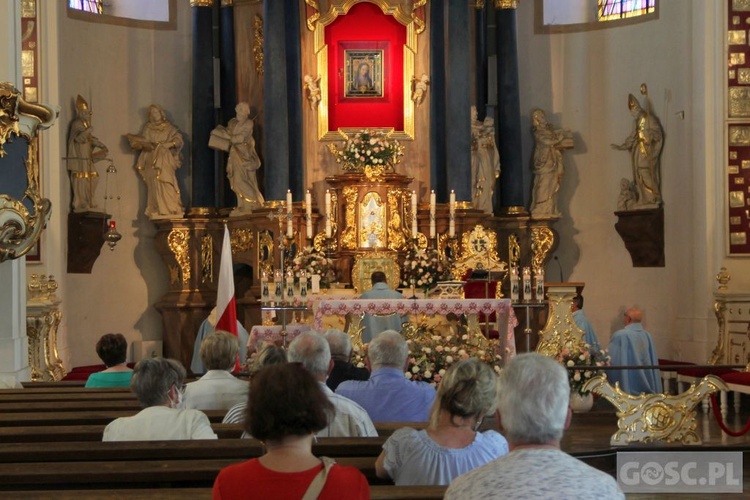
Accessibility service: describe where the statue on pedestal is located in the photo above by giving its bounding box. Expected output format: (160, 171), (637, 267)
(529, 109), (573, 217)
(611, 86), (663, 209)
(470, 106), (501, 214)
(126, 104), (184, 219)
(209, 102), (264, 215)
(67, 95), (108, 213)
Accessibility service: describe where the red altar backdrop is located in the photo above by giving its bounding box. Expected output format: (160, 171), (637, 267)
(326, 2), (405, 131)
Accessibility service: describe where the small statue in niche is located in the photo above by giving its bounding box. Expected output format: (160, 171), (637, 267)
(470, 106), (501, 214)
(529, 109), (573, 217)
(209, 102), (264, 215)
(611, 85), (664, 209)
(303, 74), (321, 110)
(67, 95), (109, 213)
(617, 178), (637, 211)
(126, 104), (184, 219)
(411, 73), (430, 106)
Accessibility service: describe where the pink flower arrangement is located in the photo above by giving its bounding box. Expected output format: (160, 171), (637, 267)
(291, 246), (336, 288)
(400, 247), (452, 290)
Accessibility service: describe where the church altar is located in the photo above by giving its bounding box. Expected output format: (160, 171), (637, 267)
(312, 297), (518, 355)
(247, 324), (312, 352)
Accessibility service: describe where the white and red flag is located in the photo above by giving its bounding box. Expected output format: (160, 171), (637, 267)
(215, 224), (240, 370)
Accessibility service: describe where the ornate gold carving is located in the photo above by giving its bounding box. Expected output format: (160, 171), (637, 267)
(27, 297), (65, 382)
(530, 227), (554, 274)
(494, 0), (518, 8)
(584, 374), (728, 445)
(473, 0), (485, 8)
(200, 234), (213, 285)
(230, 228), (254, 253)
(253, 14), (264, 77)
(411, 0), (427, 34)
(341, 186), (358, 250)
(451, 225), (507, 280)
(734, 0), (750, 12)
(387, 189), (405, 251)
(258, 229), (274, 279)
(167, 229), (191, 285)
(508, 233), (520, 269)
(190, 0), (214, 6)
(536, 286), (584, 357)
(351, 250), (400, 293)
(168, 265), (179, 286)
(305, 0), (320, 31)
(729, 87), (750, 117)
(729, 30), (747, 45)
(438, 233), (458, 264)
(717, 267), (731, 291)
(1, 82), (56, 155)
(709, 300), (727, 365)
(359, 191), (386, 248)
(346, 314), (366, 353)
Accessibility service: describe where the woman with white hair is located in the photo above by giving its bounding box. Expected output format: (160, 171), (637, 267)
(102, 358), (217, 441)
(375, 358), (508, 485)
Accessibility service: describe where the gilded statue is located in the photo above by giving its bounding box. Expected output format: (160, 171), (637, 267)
(67, 95), (109, 213)
(530, 109), (573, 217)
(611, 85), (664, 209)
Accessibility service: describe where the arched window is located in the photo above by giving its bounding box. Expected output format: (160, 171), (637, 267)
(68, 0), (102, 15)
(598, 0), (655, 22)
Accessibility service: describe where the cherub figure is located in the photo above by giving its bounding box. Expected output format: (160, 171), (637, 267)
(617, 177), (637, 211)
(303, 74), (321, 110)
(411, 74), (430, 106)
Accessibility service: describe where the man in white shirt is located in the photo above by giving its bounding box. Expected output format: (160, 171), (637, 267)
(288, 331), (378, 438)
(103, 358), (217, 441)
(184, 331), (248, 411)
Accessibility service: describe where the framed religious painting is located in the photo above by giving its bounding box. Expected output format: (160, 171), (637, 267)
(344, 49), (384, 98)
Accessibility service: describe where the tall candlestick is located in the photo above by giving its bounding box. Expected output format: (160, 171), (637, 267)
(305, 190), (312, 239)
(411, 191), (418, 238)
(449, 190), (456, 238)
(286, 190), (293, 238)
(429, 190), (436, 239)
(325, 190), (332, 238)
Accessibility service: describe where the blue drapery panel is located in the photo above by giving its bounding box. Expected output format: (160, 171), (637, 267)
(262, 0), (303, 201)
(191, 4), (216, 207)
(495, 8), (524, 209)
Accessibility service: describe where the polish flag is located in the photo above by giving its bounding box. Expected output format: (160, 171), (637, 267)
(215, 225), (239, 370)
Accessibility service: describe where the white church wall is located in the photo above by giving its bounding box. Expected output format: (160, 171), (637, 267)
(47, 1), (193, 369)
(516, 0), (725, 363)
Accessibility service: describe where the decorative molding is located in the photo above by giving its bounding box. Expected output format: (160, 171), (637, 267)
(167, 228), (191, 285)
(494, 0), (518, 8)
(253, 14), (264, 77)
(190, 0), (214, 7)
(230, 228), (254, 253)
(200, 234), (213, 284)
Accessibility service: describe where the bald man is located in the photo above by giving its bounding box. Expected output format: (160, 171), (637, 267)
(607, 308), (662, 395)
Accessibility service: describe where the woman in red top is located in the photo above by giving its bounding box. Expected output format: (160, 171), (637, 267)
(212, 363), (370, 499)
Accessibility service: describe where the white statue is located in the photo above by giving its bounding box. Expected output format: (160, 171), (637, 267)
(209, 102), (264, 215)
(470, 106), (501, 214)
(530, 109), (573, 217)
(611, 88), (664, 209)
(67, 95), (109, 213)
(126, 104), (184, 219)
(303, 75), (321, 110)
(411, 73), (430, 106)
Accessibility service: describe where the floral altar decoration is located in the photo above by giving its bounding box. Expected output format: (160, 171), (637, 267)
(329, 129), (404, 180)
(555, 341), (610, 395)
(400, 247), (452, 291)
(291, 246), (337, 288)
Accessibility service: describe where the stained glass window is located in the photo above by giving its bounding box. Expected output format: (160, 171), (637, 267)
(598, 0), (655, 22)
(68, 0), (102, 15)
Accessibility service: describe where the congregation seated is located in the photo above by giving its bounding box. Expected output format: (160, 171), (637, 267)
(287, 331), (377, 438)
(212, 363), (370, 499)
(222, 343), (286, 426)
(445, 354), (623, 499)
(323, 328), (370, 391)
(84, 333), (133, 388)
(184, 331), (248, 411)
(375, 358), (508, 485)
(191, 306), (249, 375)
(336, 330), (436, 423)
(102, 357), (217, 441)
(607, 307), (662, 395)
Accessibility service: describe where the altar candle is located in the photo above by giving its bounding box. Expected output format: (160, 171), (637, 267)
(305, 190), (312, 239)
(325, 190), (332, 238)
(429, 190), (436, 239)
(522, 267), (532, 302)
(286, 190), (293, 238)
(411, 191), (418, 238)
(449, 190), (456, 238)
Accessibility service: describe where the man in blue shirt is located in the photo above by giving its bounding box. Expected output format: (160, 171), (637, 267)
(607, 307), (662, 395)
(571, 295), (599, 350)
(359, 271), (408, 343)
(336, 330), (435, 422)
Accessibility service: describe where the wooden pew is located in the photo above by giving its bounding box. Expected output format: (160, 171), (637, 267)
(0, 423), (244, 443)
(0, 409), (227, 426)
(0, 400), (144, 412)
(0, 391), (136, 402)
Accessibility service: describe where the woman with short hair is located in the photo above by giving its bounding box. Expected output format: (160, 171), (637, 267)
(212, 363), (369, 499)
(85, 333), (132, 388)
(102, 358), (217, 441)
(375, 358), (508, 485)
(184, 331), (248, 411)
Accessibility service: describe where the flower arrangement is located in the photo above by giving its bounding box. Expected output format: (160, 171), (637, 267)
(332, 129), (404, 172)
(406, 333), (502, 386)
(400, 247), (452, 290)
(555, 341), (610, 395)
(291, 246), (337, 288)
